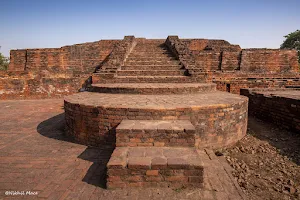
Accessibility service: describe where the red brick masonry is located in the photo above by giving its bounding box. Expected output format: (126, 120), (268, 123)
(107, 147), (204, 188)
(64, 90), (248, 148)
(116, 120), (196, 147)
(241, 88), (300, 133)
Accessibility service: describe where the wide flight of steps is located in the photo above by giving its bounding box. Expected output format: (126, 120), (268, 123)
(93, 40), (201, 83)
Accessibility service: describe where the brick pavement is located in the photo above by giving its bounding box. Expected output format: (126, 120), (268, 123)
(0, 99), (246, 199)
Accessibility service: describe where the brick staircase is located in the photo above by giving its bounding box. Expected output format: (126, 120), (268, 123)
(107, 120), (204, 188)
(93, 40), (203, 83)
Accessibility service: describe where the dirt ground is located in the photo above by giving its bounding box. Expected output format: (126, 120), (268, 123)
(220, 117), (300, 200)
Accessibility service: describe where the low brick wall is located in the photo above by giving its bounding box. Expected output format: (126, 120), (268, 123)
(241, 88), (300, 132)
(1, 39), (119, 100)
(203, 72), (300, 94)
(0, 71), (90, 99)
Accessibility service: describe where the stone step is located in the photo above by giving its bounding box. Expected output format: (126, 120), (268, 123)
(130, 52), (173, 56)
(125, 60), (180, 65)
(107, 147), (204, 188)
(110, 76), (199, 83)
(131, 49), (169, 52)
(89, 83), (216, 94)
(92, 75), (205, 84)
(116, 120), (196, 147)
(121, 65), (182, 71)
(117, 70), (186, 76)
(96, 69), (117, 73)
(126, 57), (177, 62)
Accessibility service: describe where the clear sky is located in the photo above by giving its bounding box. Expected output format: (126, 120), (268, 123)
(0, 0), (299, 57)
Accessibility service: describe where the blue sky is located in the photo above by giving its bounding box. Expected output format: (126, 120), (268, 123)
(0, 0), (299, 57)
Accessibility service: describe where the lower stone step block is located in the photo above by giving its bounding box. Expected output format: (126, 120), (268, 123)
(116, 120), (196, 147)
(107, 147), (204, 188)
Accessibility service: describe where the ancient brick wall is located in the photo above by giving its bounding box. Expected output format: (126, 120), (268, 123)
(181, 39), (241, 52)
(241, 88), (300, 132)
(221, 51), (241, 71)
(240, 49), (298, 73)
(191, 49), (298, 74)
(9, 40), (118, 75)
(0, 71), (85, 99)
(203, 72), (300, 94)
(193, 51), (221, 71)
(1, 40), (119, 99)
(8, 50), (27, 71)
(181, 39), (209, 51)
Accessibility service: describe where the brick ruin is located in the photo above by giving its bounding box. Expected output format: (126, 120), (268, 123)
(1, 36), (299, 189)
(1, 35), (299, 99)
(1, 40), (118, 99)
(241, 88), (300, 132)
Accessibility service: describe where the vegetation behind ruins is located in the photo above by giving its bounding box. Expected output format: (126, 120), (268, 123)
(280, 30), (300, 68)
(0, 53), (9, 71)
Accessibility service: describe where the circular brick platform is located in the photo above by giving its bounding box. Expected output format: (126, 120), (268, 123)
(89, 83), (216, 94)
(64, 91), (248, 149)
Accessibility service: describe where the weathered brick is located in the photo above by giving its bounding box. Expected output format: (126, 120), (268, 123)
(146, 170), (159, 176)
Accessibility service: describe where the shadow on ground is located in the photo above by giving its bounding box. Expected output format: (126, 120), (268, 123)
(248, 116), (300, 165)
(37, 113), (114, 188)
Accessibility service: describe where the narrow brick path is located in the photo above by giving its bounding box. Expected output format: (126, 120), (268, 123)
(0, 99), (246, 199)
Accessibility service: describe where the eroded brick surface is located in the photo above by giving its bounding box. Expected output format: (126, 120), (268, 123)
(241, 88), (300, 132)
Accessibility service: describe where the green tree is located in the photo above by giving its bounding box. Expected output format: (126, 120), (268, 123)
(280, 30), (300, 63)
(0, 53), (9, 70)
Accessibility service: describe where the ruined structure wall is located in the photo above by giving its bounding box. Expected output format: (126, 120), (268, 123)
(221, 51), (241, 71)
(190, 49), (298, 75)
(1, 37), (299, 99)
(9, 50), (27, 71)
(194, 52), (221, 71)
(207, 72), (300, 94)
(1, 40), (119, 99)
(241, 88), (300, 132)
(182, 39), (241, 52)
(9, 40), (118, 73)
(240, 49), (299, 73)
